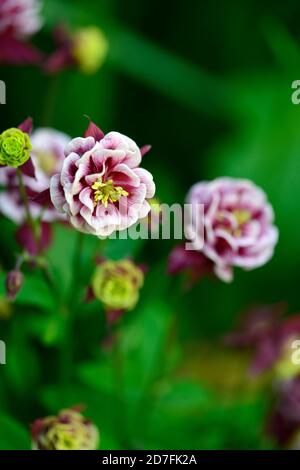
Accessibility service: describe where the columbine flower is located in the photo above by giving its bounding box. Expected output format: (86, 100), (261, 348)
(185, 177), (278, 282)
(0, 128), (31, 167)
(50, 123), (155, 237)
(31, 408), (99, 450)
(0, 0), (43, 64)
(91, 259), (144, 322)
(45, 25), (108, 75)
(0, 127), (70, 224)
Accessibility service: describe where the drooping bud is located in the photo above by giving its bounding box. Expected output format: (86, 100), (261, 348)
(0, 128), (31, 167)
(31, 408), (100, 450)
(6, 270), (24, 300)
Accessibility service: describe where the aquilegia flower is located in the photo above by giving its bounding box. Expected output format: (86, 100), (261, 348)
(31, 408), (99, 450)
(185, 177), (278, 282)
(91, 259), (144, 324)
(0, 127), (70, 224)
(0, 0), (43, 64)
(50, 124), (155, 237)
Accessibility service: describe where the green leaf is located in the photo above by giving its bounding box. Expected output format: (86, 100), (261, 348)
(0, 413), (30, 450)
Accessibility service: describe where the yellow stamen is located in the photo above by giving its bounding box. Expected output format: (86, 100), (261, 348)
(232, 209), (251, 226)
(91, 179), (129, 208)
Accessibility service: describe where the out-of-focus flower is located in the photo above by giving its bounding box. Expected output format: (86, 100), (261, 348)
(0, 128), (31, 167)
(91, 259), (144, 320)
(50, 123), (155, 237)
(185, 178), (278, 282)
(5, 270), (24, 300)
(72, 27), (108, 74)
(45, 25), (108, 75)
(267, 376), (300, 447)
(0, 0), (43, 64)
(0, 127), (70, 224)
(225, 304), (300, 378)
(31, 408), (99, 450)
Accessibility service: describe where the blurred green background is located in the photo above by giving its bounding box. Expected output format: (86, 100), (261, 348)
(1, 0), (300, 449)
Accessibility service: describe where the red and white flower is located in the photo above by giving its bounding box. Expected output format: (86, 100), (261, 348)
(185, 177), (278, 282)
(50, 127), (155, 237)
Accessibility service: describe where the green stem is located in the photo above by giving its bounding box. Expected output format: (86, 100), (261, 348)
(60, 232), (85, 385)
(16, 167), (41, 253)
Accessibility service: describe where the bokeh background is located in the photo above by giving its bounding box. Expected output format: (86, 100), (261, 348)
(1, 0), (300, 449)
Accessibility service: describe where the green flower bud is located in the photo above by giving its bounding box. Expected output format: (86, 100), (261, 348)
(31, 408), (100, 450)
(0, 128), (31, 167)
(92, 259), (144, 311)
(71, 27), (108, 74)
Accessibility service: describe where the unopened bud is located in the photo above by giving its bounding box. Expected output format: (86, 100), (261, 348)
(6, 270), (24, 300)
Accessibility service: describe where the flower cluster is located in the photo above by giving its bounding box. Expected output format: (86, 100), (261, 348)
(50, 126), (155, 237)
(31, 408), (99, 450)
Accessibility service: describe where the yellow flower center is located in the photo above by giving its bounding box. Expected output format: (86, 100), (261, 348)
(91, 179), (129, 208)
(216, 209), (251, 238)
(232, 209), (251, 226)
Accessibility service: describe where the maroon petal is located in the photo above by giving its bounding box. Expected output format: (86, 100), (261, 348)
(18, 117), (33, 134)
(140, 145), (152, 157)
(0, 34), (43, 65)
(21, 157), (36, 178)
(30, 188), (52, 207)
(16, 222), (52, 256)
(52, 24), (72, 46)
(168, 243), (213, 282)
(84, 120), (105, 141)
(85, 286), (95, 302)
(44, 47), (73, 74)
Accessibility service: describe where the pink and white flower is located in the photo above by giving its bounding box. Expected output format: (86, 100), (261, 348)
(0, 0), (42, 38)
(0, 0), (43, 64)
(185, 177), (279, 282)
(0, 127), (70, 224)
(50, 128), (156, 237)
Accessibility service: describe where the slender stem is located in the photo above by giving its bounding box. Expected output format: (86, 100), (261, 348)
(60, 231), (85, 384)
(16, 167), (41, 252)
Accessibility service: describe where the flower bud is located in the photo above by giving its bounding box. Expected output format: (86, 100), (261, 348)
(92, 259), (144, 312)
(31, 408), (100, 450)
(71, 27), (108, 74)
(0, 128), (31, 167)
(6, 270), (24, 300)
